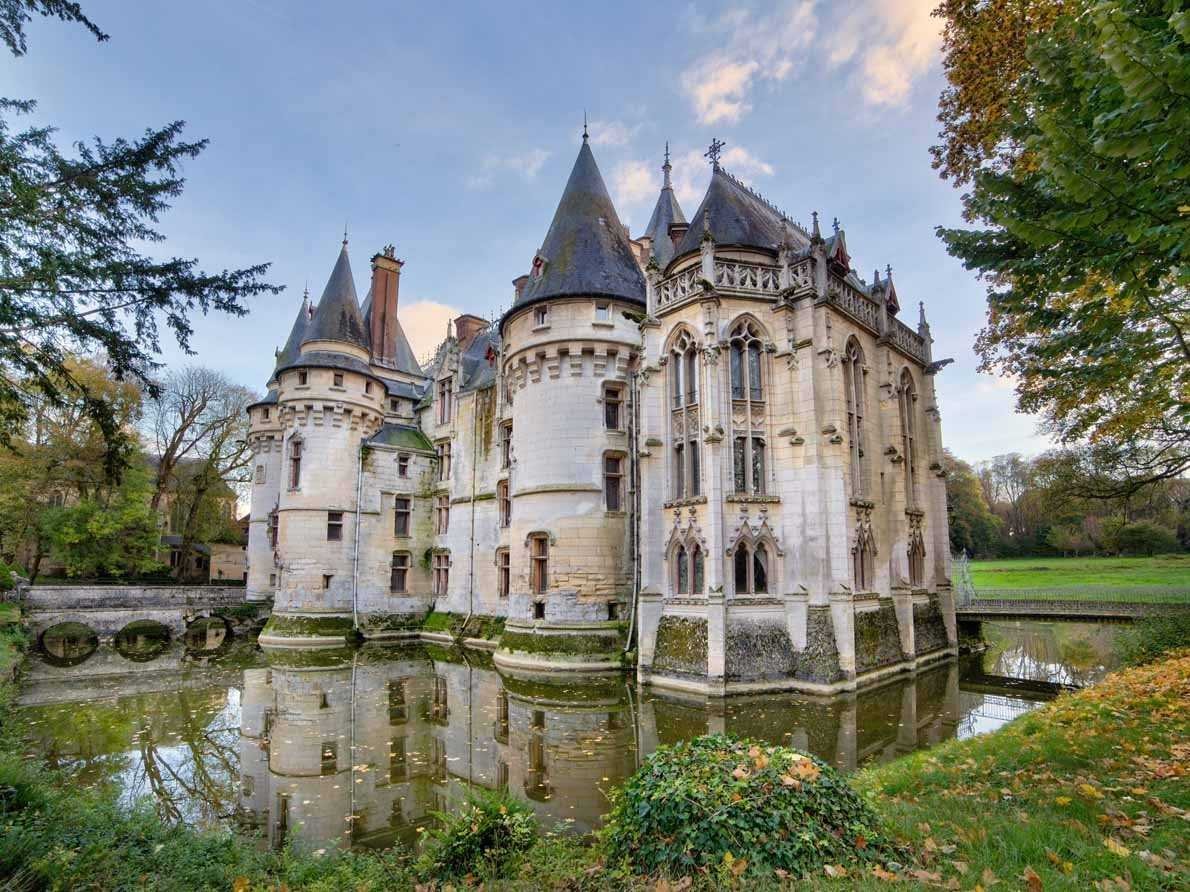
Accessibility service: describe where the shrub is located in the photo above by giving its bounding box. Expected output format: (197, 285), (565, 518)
(1115, 614), (1190, 666)
(602, 734), (899, 881)
(417, 790), (537, 881)
(1113, 522), (1181, 556)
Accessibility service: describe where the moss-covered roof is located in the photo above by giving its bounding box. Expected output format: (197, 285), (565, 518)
(368, 423), (434, 452)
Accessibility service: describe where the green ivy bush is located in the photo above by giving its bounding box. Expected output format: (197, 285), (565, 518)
(602, 734), (899, 881)
(417, 790), (537, 881)
(1115, 614), (1190, 665)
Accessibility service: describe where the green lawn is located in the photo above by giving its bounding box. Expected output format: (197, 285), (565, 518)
(968, 554), (1190, 603)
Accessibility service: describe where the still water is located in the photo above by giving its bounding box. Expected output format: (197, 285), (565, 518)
(15, 620), (1121, 853)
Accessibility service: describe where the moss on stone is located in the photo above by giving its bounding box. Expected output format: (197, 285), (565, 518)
(501, 672), (626, 702)
(263, 645), (355, 669)
(499, 629), (622, 657)
(359, 612), (424, 634)
(854, 603), (906, 675)
(461, 615), (505, 641)
(260, 613), (353, 640)
(653, 616), (708, 677)
(422, 611), (464, 635)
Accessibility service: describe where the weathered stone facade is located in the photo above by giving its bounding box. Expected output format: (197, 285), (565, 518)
(247, 136), (957, 692)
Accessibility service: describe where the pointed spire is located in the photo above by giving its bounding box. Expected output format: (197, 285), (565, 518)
(582, 110), (589, 142)
(662, 140), (672, 189)
(302, 241), (370, 350)
(873, 267), (881, 286)
(342, 224), (348, 247)
(645, 142), (686, 270)
(512, 138), (645, 309)
(918, 300), (928, 328)
(275, 289), (313, 370)
(811, 210), (822, 240)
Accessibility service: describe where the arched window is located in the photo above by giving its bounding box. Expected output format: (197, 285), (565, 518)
(675, 545), (689, 594)
(668, 331), (701, 499)
(898, 369), (918, 508)
(853, 530), (875, 591)
(731, 541), (770, 595)
(908, 525), (926, 588)
(842, 338), (868, 498)
(691, 546), (704, 594)
(728, 320), (767, 495)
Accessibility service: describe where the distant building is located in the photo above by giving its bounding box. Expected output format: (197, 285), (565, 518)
(247, 135), (957, 694)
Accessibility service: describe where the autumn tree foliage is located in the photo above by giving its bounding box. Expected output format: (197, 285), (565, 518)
(933, 0), (1190, 493)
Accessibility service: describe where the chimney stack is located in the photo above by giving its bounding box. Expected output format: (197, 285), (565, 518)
(453, 314), (488, 351)
(512, 275), (530, 301)
(669, 222), (689, 251)
(369, 247), (403, 368)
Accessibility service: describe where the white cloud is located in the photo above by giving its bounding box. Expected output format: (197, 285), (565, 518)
(466, 148), (551, 190)
(610, 159), (658, 213)
(589, 119), (641, 147)
(399, 299), (462, 362)
(834, 0), (942, 107)
(612, 144), (776, 223)
(680, 1), (817, 124)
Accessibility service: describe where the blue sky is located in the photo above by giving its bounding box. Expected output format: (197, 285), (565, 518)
(3, 0), (1048, 462)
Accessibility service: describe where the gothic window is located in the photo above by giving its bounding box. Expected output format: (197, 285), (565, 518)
(732, 542), (769, 595)
(728, 319), (768, 495)
(432, 552), (450, 596)
(435, 441), (451, 482)
(843, 338), (868, 498)
(692, 545), (704, 594)
(394, 497), (411, 537)
(497, 548), (510, 598)
(288, 438), (302, 489)
(497, 480), (510, 527)
(675, 545), (689, 594)
(499, 422), (512, 468)
(438, 376), (453, 424)
(908, 524), (926, 588)
(668, 330), (701, 499)
(529, 534), (549, 595)
(899, 369), (919, 509)
(326, 511), (343, 541)
(852, 514), (877, 591)
(603, 384), (623, 431)
(390, 553), (410, 593)
(604, 453), (624, 511)
(434, 495), (449, 535)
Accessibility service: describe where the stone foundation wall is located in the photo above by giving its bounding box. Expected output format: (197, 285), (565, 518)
(724, 620), (797, 682)
(853, 602), (906, 676)
(913, 595), (949, 655)
(794, 606), (845, 685)
(652, 615), (708, 679)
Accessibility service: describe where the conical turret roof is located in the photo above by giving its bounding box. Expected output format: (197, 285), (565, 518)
(644, 146), (686, 270)
(514, 138), (645, 309)
(274, 292), (312, 371)
(303, 243), (370, 350)
(673, 166), (791, 260)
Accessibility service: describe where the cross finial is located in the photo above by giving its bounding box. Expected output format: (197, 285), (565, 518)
(582, 110), (588, 142)
(886, 263), (893, 279)
(832, 217), (840, 235)
(303, 279), (309, 301)
(342, 223), (348, 247)
(704, 137), (726, 169)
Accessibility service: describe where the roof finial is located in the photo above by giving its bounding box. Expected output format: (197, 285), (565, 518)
(662, 140), (673, 188)
(704, 137), (726, 169)
(832, 216), (840, 235)
(886, 263), (893, 280)
(303, 279), (309, 302)
(811, 210), (821, 240)
(873, 267), (880, 285)
(342, 223), (348, 247)
(582, 110), (589, 142)
(918, 300), (927, 327)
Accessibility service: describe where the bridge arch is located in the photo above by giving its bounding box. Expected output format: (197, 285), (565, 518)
(182, 615), (232, 653)
(38, 621), (100, 667)
(113, 619), (173, 662)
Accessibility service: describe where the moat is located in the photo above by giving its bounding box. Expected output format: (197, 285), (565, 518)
(14, 619), (1121, 853)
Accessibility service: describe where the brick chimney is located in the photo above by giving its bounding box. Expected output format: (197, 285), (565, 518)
(369, 246), (402, 368)
(453, 314), (488, 351)
(512, 275), (529, 301)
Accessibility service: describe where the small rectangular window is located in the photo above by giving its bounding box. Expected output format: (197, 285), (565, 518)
(432, 552), (450, 596)
(499, 422), (512, 469)
(533, 600), (546, 620)
(255, 464), (265, 484)
(390, 397), (399, 412)
(390, 553), (410, 593)
(297, 370), (308, 386)
(322, 574), (333, 589)
(262, 407), (270, 421)
(534, 306), (549, 327)
(364, 381), (373, 394)
(604, 455), (623, 511)
(289, 440), (302, 489)
(607, 602), (619, 621)
(397, 454), (410, 477)
(436, 441), (451, 482)
(327, 511), (344, 541)
(435, 495), (450, 535)
(498, 480), (510, 528)
(530, 535), (549, 595)
(497, 548), (510, 598)
(269, 573), (276, 587)
(604, 386), (622, 430)
(333, 372), (344, 387)
(595, 303), (611, 321)
(438, 377), (453, 424)
(389, 736), (407, 781)
(394, 497), (411, 537)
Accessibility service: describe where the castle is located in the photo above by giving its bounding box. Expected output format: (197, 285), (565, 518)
(247, 133), (957, 695)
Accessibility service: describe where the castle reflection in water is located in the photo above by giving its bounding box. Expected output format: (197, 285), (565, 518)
(238, 645), (973, 853)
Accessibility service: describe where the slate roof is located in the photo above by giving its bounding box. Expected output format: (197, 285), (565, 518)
(380, 378), (426, 401)
(509, 138), (645, 320)
(274, 351), (375, 378)
(368, 423), (435, 452)
(275, 295), (312, 370)
(362, 294), (424, 377)
(644, 155), (686, 270)
(458, 327), (498, 393)
(246, 388), (278, 411)
(303, 243), (370, 350)
(671, 167), (794, 264)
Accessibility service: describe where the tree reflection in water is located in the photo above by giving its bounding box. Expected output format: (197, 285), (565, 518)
(981, 620), (1120, 687)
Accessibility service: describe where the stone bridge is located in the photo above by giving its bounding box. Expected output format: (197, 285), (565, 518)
(23, 585), (261, 643)
(956, 597), (1190, 624)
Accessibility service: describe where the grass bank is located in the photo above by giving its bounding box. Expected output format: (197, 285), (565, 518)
(1, 610), (1187, 889)
(969, 554), (1190, 602)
